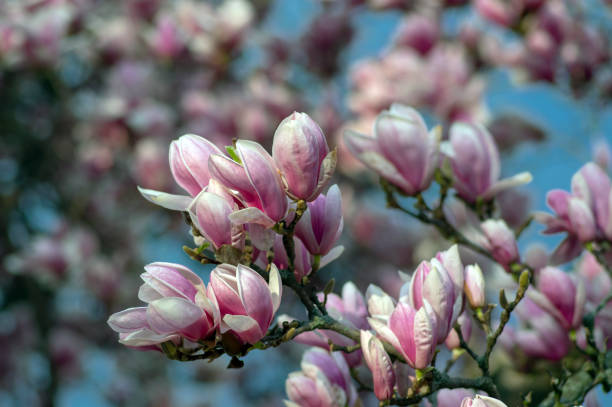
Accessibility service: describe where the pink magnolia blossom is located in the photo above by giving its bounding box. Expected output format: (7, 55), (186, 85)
(207, 263), (282, 344)
(272, 112), (336, 201)
(461, 394), (508, 407)
(344, 104), (440, 196)
(360, 330), (395, 400)
(527, 266), (585, 330)
(209, 140), (288, 227)
(107, 262), (218, 348)
(295, 184), (344, 256)
(443, 122), (532, 203)
(367, 297), (437, 369)
(285, 348), (357, 407)
(400, 245), (464, 342)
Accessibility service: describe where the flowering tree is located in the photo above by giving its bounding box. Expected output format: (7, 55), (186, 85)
(1, 0), (611, 406)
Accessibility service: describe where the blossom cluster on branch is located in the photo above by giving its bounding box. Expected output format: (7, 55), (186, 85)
(106, 104), (612, 406)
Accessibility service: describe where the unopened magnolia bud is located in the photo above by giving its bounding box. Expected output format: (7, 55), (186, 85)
(464, 264), (485, 308)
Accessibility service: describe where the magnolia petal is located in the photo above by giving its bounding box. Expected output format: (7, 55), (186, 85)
(319, 246), (344, 269)
(268, 263), (283, 313)
(147, 297), (204, 333)
(229, 207), (276, 228)
(137, 187), (192, 211)
(366, 284), (396, 319)
(223, 314), (263, 344)
(483, 171), (533, 200)
(108, 307), (149, 333)
(119, 328), (179, 347)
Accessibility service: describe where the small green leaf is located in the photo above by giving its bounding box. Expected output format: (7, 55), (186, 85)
(226, 145), (242, 164)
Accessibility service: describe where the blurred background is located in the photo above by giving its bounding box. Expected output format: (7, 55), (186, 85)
(1, 0), (612, 406)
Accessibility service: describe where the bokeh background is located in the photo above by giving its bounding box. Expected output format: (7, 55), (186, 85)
(1, 0), (612, 406)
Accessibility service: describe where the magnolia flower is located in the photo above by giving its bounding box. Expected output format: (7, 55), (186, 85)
(207, 263), (282, 344)
(344, 104), (440, 196)
(464, 264), (486, 308)
(187, 180), (244, 250)
(367, 300), (437, 369)
(443, 122), (532, 203)
(295, 184), (344, 257)
(285, 348), (357, 407)
(527, 266), (585, 330)
(137, 134), (222, 211)
(209, 140), (288, 227)
(460, 394), (508, 407)
(107, 262), (218, 348)
(536, 163), (612, 263)
(272, 112), (336, 201)
(480, 219), (520, 269)
(400, 245), (464, 342)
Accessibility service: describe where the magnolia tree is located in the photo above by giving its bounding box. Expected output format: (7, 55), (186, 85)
(2, 0), (612, 405)
(108, 107), (612, 406)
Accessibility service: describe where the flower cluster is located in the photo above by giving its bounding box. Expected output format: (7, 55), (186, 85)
(345, 104), (532, 202)
(108, 262), (281, 347)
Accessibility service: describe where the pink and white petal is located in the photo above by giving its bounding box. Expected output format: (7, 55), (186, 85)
(483, 172), (533, 200)
(223, 314), (263, 344)
(229, 207), (276, 228)
(319, 246), (344, 269)
(120, 328), (179, 347)
(108, 307), (149, 333)
(137, 187), (192, 211)
(268, 264), (283, 313)
(147, 297), (204, 333)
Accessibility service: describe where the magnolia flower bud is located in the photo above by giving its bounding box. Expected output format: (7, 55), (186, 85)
(344, 104), (440, 196)
(360, 330), (395, 400)
(272, 112), (336, 201)
(295, 184), (344, 256)
(402, 259), (456, 342)
(444, 311), (472, 350)
(480, 219), (519, 269)
(464, 264), (485, 308)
